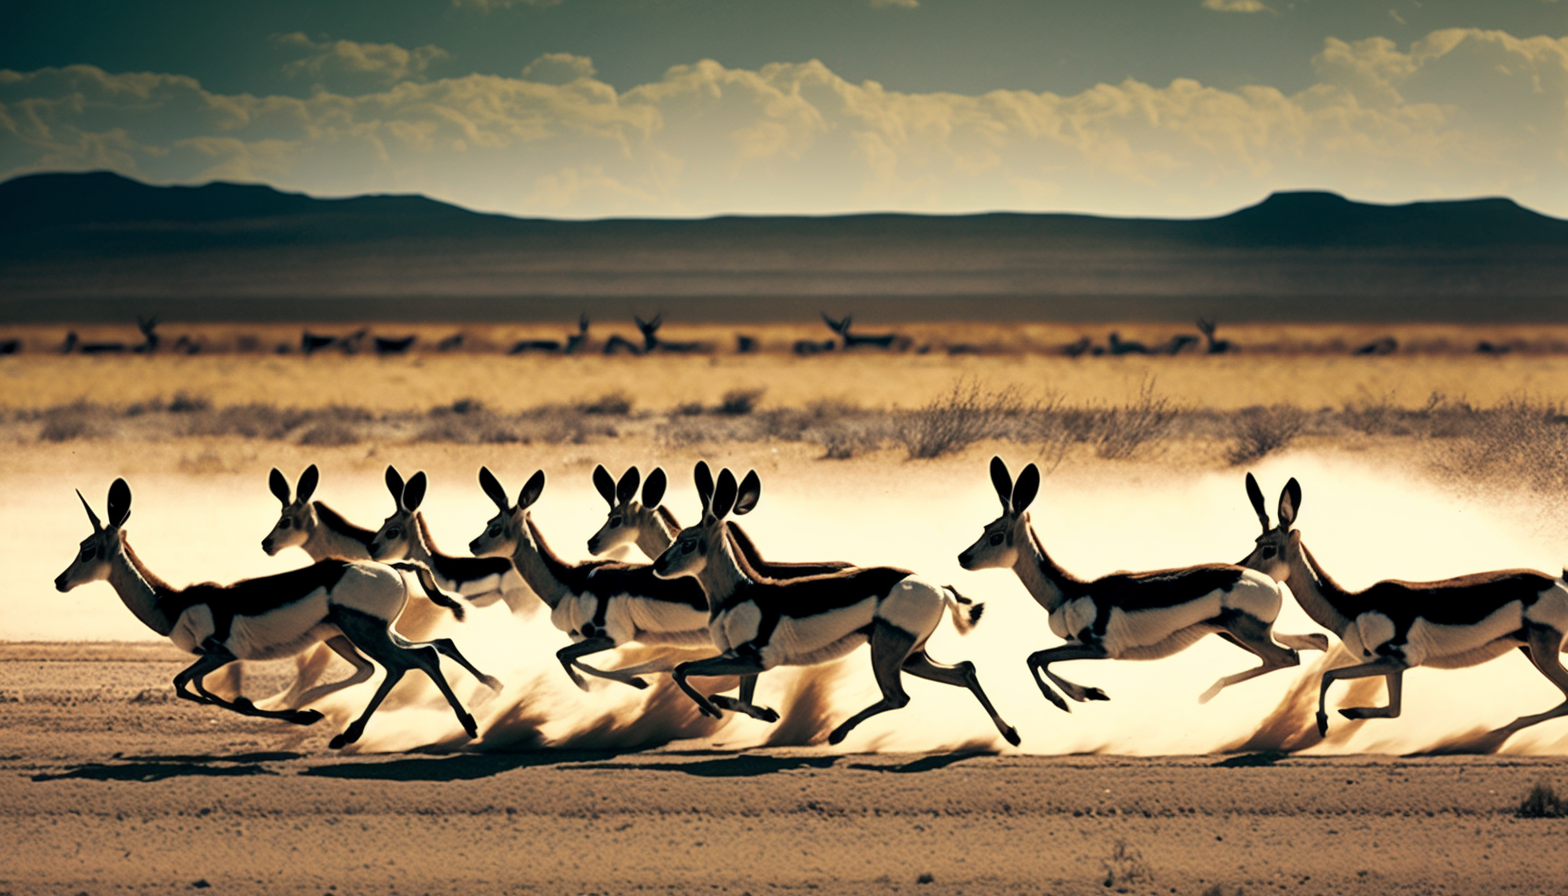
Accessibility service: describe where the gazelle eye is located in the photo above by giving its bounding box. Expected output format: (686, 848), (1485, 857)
(1261, 546), (1277, 559)
(681, 541), (696, 554)
(609, 517), (622, 528)
(387, 528), (400, 539)
(488, 525), (502, 538)
(278, 519), (291, 530)
(79, 547), (96, 561)
(988, 533), (1004, 546)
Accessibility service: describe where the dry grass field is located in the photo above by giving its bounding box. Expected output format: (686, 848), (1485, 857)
(6, 320), (1568, 894)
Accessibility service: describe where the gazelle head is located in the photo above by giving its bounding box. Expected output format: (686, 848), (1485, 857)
(1237, 473), (1302, 582)
(653, 462), (759, 580)
(368, 465), (426, 561)
(261, 464), (320, 556)
(56, 479), (132, 592)
(469, 466), (546, 557)
(586, 464), (669, 556)
(957, 456), (1040, 571)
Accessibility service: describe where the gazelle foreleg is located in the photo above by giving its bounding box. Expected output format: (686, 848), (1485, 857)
(556, 636), (651, 691)
(329, 608), (479, 750)
(276, 635), (376, 709)
(901, 650), (1020, 746)
(176, 644), (323, 725)
(673, 649), (771, 720)
(1198, 614), (1304, 704)
(827, 621), (919, 745)
(1026, 643), (1111, 712)
(1492, 625), (1568, 738)
(1317, 656), (1406, 734)
(390, 632), (503, 691)
(710, 674), (779, 722)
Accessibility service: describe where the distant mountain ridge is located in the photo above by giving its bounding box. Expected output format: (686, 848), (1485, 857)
(2, 171), (1566, 323)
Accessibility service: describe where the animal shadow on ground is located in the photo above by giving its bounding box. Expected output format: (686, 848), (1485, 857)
(302, 749), (627, 782)
(567, 752), (842, 778)
(845, 750), (997, 774)
(31, 752), (303, 782)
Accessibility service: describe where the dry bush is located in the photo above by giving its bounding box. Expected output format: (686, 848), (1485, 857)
(38, 402), (108, 442)
(414, 400), (520, 444)
(1516, 781), (1567, 818)
(718, 388), (765, 416)
(1100, 839), (1152, 892)
(1430, 395), (1568, 494)
(297, 420), (362, 446)
(897, 378), (1034, 460)
(817, 421), (890, 459)
(181, 403), (309, 439)
(577, 391), (633, 415)
(1091, 378), (1178, 460)
(167, 391), (211, 413)
(1227, 404), (1309, 465)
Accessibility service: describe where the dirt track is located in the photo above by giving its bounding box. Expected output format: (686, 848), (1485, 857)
(4, 641), (1566, 896)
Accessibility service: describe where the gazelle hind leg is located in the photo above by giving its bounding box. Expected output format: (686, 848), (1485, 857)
(902, 651), (1020, 746)
(711, 674), (779, 723)
(673, 650), (770, 719)
(1198, 614), (1302, 704)
(828, 622), (920, 746)
(1277, 632), (1331, 652)
(331, 609), (477, 749)
(390, 632), (502, 691)
(178, 649), (321, 725)
(1492, 625), (1568, 738)
(267, 642), (339, 709)
(1316, 657), (1406, 734)
(280, 636), (377, 709)
(1026, 643), (1111, 712)
(555, 635), (649, 691)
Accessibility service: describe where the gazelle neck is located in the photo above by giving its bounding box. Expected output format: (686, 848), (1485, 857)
(108, 533), (177, 637)
(508, 515), (573, 610)
(697, 524), (755, 617)
(305, 502), (373, 561)
(407, 513), (440, 563)
(1285, 540), (1356, 635)
(636, 505), (680, 558)
(1011, 522), (1078, 613)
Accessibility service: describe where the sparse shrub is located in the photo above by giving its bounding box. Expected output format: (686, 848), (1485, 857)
(182, 403), (308, 439)
(1431, 394), (1568, 494)
(167, 391), (211, 413)
(675, 401), (705, 417)
(818, 423), (886, 460)
(897, 378), (1032, 460)
(1093, 378), (1178, 460)
(1100, 839), (1151, 892)
(578, 391), (632, 415)
(1516, 781), (1567, 818)
(38, 402), (106, 442)
(297, 420), (362, 446)
(1227, 404), (1308, 465)
(415, 402), (520, 444)
(718, 388), (765, 416)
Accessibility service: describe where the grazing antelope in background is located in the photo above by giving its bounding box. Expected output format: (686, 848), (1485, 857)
(468, 467), (713, 691)
(1240, 474), (1568, 740)
(822, 313), (903, 350)
(373, 334), (417, 355)
(369, 466), (529, 614)
(1196, 317), (1232, 354)
(654, 464), (1019, 746)
(133, 316), (160, 354)
(1106, 332), (1149, 355)
(586, 464), (853, 576)
(509, 315), (591, 354)
(958, 457), (1327, 710)
(636, 314), (713, 354)
(57, 479), (498, 749)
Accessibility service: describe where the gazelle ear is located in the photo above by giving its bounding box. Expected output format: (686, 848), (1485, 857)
(616, 467), (641, 505)
(733, 470), (761, 515)
(712, 469), (738, 520)
(694, 461), (715, 514)
(268, 468), (291, 507)
(296, 464), (319, 504)
(518, 470), (546, 510)
(1279, 478), (1302, 529)
(402, 471), (428, 512)
(478, 466), (509, 511)
(1244, 473), (1270, 532)
(106, 478), (132, 529)
(642, 467), (667, 508)
(1011, 463), (1040, 513)
(989, 456), (1013, 512)
(592, 465), (616, 507)
(76, 489), (103, 533)
(385, 466), (405, 502)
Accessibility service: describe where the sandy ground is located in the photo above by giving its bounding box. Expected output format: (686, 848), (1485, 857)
(2, 641), (1566, 896)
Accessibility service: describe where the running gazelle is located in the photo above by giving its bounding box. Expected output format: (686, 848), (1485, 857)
(653, 463), (1019, 746)
(57, 479), (499, 749)
(1239, 474), (1568, 742)
(957, 457), (1327, 710)
(369, 466), (529, 613)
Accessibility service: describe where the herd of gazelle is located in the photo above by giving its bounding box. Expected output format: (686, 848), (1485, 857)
(55, 458), (1568, 751)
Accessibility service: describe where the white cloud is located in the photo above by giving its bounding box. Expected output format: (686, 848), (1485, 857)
(3, 28), (1565, 218)
(274, 33), (450, 88)
(1202, 0), (1271, 12)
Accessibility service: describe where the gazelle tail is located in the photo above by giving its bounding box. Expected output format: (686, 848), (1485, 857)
(388, 559), (468, 622)
(941, 584), (984, 634)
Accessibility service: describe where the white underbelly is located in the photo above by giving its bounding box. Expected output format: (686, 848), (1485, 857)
(761, 599), (878, 667)
(1403, 602), (1524, 667)
(1101, 594), (1224, 655)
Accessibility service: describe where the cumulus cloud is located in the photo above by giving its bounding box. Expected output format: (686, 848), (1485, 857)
(3, 28), (1565, 218)
(274, 33), (450, 89)
(1202, 0), (1271, 12)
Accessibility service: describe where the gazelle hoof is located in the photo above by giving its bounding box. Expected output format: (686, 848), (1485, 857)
(1339, 708), (1364, 720)
(232, 696), (255, 710)
(1316, 711), (1329, 736)
(827, 727), (849, 746)
(1001, 726), (1021, 747)
(481, 675), (504, 692)
(1083, 687), (1110, 702)
(626, 677), (649, 690)
(290, 709), (324, 726)
(460, 713), (479, 738)
(328, 733), (350, 750)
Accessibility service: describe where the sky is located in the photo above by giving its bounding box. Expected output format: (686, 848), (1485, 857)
(2, 0), (1565, 219)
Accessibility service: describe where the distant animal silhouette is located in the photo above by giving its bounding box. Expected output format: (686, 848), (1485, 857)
(0, 338), (21, 355)
(437, 333), (466, 352)
(374, 334), (417, 356)
(1196, 317), (1233, 354)
(792, 339), (836, 356)
(637, 314), (713, 354)
(1476, 340), (1519, 356)
(822, 313), (904, 350)
(1062, 336), (1093, 358)
(510, 315), (590, 355)
(133, 316), (160, 354)
(172, 334), (201, 355)
(1107, 332), (1149, 355)
(61, 331), (130, 355)
(735, 334), (758, 354)
(603, 326), (644, 355)
(1158, 334), (1200, 355)
(1353, 336), (1397, 356)
(301, 329), (369, 356)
